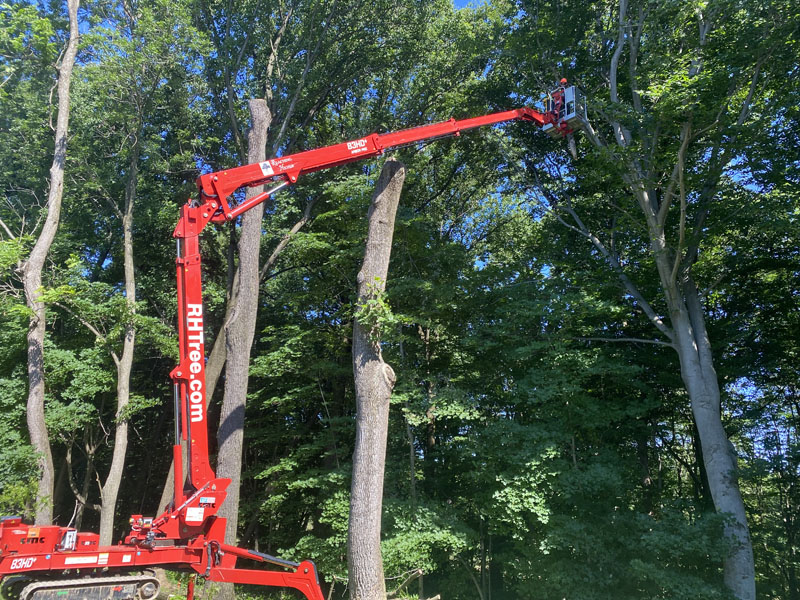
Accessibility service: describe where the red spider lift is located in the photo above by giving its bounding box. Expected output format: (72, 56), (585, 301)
(0, 84), (579, 600)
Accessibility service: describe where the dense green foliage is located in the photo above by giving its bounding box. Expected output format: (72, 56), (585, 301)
(0, 0), (798, 598)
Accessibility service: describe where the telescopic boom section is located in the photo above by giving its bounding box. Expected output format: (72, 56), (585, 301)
(197, 107), (552, 223)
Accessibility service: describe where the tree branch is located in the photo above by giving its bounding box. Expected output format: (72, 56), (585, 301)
(0, 216), (15, 239)
(65, 443), (87, 505)
(530, 182), (674, 340)
(264, 3), (293, 105)
(609, 0), (627, 104)
(101, 190), (124, 221)
(688, 5), (716, 77)
(735, 54), (766, 127)
(224, 56), (248, 161)
(258, 198), (316, 281)
(54, 302), (120, 366)
(628, 5), (645, 113)
(387, 569), (423, 599)
(669, 123), (690, 285)
(574, 336), (674, 348)
(658, 120), (691, 229)
(65, 443), (101, 512)
(271, 1), (335, 153)
(608, 0), (629, 146)
(456, 555), (485, 600)
(661, 435), (704, 492)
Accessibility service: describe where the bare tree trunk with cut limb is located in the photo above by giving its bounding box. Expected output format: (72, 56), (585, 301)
(215, 99), (271, 600)
(348, 159), (405, 600)
(22, 0), (80, 525)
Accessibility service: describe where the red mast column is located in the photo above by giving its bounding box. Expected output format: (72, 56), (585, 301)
(171, 202), (217, 493)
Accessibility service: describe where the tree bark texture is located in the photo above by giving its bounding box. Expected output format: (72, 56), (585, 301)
(644, 195), (754, 599)
(348, 159), (405, 600)
(215, 99), (270, 600)
(99, 141), (139, 545)
(671, 280), (754, 598)
(23, 0), (80, 525)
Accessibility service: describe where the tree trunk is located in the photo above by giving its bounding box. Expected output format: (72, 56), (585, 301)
(348, 159), (405, 600)
(671, 283), (755, 598)
(99, 142), (139, 545)
(560, 168), (757, 598)
(641, 211), (755, 597)
(74, 449), (92, 530)
(569, 55), (757, 589)
(215, 99), (271, 600)
(642, 218), (755, 597)
(22, 0), (80, 525)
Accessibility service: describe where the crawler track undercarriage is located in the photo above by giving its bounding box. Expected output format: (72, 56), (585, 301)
(0, 572), (159, 600)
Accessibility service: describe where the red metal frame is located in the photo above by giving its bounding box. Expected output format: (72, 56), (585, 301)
(0, 91), (570, 600)
(195, 106), (553, 224)
(0, 516), (323, 600)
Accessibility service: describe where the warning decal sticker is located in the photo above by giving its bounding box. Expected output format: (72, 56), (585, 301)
(65, 556), (99, 566)
(185, 507), (205, 523)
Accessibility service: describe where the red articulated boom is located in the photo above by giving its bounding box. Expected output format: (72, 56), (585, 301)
(0, 84), (580, 600)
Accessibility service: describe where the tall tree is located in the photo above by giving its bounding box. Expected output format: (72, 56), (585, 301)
(50, 0), (211, 540)
(348, 158), (405, 600)
(215, 98), (270, 600)
(159, 0), (350, 515)
(503, 0), (798, 596)
(22, 0), (79, 525)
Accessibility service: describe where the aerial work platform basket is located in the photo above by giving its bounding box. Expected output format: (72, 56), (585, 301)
(542, 83), (587, 139)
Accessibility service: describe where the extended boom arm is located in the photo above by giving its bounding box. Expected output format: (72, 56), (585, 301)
(0, 85), (578, 600)
(195, 106), (551, 223)
(169, 100), (568, 508)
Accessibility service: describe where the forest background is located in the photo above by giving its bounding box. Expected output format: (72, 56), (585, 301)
(0, 0), (798, 599)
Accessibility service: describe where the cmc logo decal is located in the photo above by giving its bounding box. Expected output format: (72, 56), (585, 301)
(259, 161), (274, 177)
(10, 557), (36, 570)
